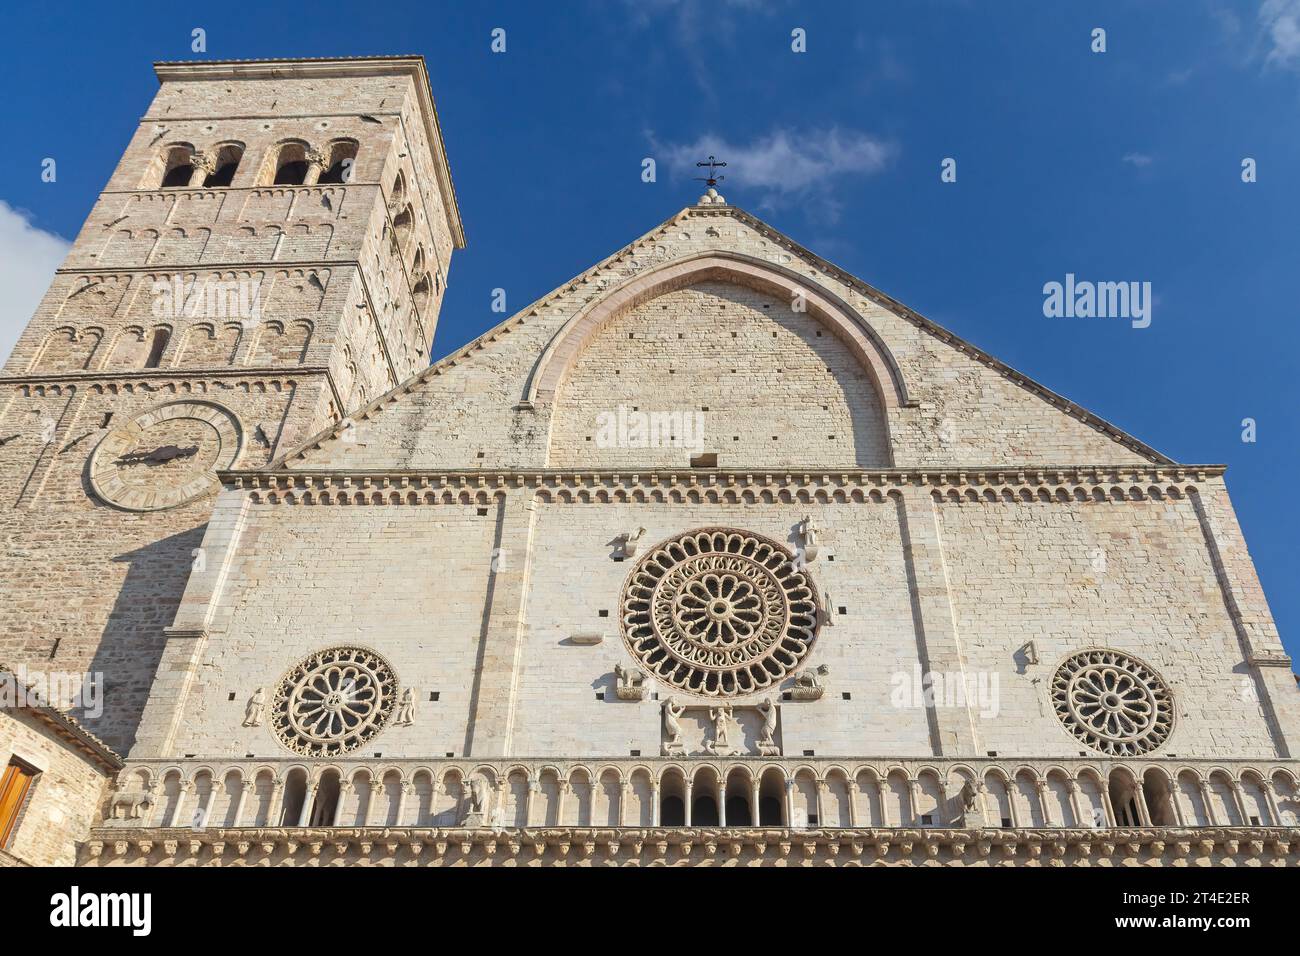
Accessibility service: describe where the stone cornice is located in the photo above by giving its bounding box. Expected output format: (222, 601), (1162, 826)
(219, 465), (1227, 500)
(82, 825), (1300, 867)
(2, 366), (333, 387)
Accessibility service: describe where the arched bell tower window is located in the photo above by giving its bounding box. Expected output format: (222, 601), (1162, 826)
(158, 145), (196, 188)
(203, 143), (244, 187)
(268, 142), (310, 186)
(317, 139), (359, 184)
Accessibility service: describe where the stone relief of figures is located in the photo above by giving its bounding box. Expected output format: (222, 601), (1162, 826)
(791, 663), (830, 700)
(757, 697), (781, 756)
(394, 687), (416, 726)
(243, 687), (265, 727)
(661, 696), (686, 755)
(704, 704), (737, 756)
(614, 661), (647, 700)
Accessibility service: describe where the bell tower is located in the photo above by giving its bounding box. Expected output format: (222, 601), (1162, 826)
(0, 57), (463, 753)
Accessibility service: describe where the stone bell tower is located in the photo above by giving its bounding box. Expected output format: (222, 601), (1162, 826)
(0, 56), (463, 754)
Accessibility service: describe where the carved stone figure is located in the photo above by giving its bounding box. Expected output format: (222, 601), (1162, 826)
(816, 588), (835, 628)
(661, 696), (686, 755)
(799, 514), (820, 562)
(394, 687), (416, 726)
(790, 663), (830, 701)
(109, 791), (154, 821)
(705, 705), (736, 756)
(757, 698), (780, 756)
(614, 661), (647, 700)
(243, 687), (265, 727)
(622, 526), (646, 557)
(462, 774), (492, 827)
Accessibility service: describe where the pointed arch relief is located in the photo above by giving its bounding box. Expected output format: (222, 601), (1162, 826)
(527, 252), (909, 409)
(532, 253), (907, 468)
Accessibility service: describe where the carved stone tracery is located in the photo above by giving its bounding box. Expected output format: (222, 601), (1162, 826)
(1050, 649), (1173, 757)
(271, 646), (398, 757)
(621, 528), (821, 697)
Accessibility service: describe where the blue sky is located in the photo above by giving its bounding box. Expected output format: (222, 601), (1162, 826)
(2, 0), (1298, 657)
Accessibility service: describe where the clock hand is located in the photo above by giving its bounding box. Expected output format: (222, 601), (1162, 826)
(116, 444), (200, 466)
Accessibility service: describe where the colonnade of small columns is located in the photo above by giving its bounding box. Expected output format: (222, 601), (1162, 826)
(104, 757), (1300, 833)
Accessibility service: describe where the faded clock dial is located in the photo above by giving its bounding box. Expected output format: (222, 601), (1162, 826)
(89, 401), (243, 511)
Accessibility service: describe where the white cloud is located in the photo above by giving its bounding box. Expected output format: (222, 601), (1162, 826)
(649, 128), (895, 221)
(0, 201), (70, 366)
(1121, 152), (1154, 168)
(1261, 0), (1300, 68)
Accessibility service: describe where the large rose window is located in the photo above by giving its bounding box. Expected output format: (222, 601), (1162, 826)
(620, 528), (821, 697)
(1050, 649), (1174, 757)
(271, 646), (398, 757)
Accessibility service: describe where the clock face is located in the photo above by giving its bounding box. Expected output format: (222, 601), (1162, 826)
(89, 401), (243, 511)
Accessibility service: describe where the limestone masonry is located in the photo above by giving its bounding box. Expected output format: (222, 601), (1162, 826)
(0, 56), (1297, 867)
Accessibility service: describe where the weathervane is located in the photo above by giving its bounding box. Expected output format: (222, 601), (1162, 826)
(694, 155), (727, 188)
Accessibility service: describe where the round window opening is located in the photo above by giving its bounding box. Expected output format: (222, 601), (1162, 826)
(1050, 649), (1174, 757)
(620, 528), (822, 698)
(271, 646), (398, 757)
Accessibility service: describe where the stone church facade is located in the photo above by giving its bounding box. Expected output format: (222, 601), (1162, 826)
(2, 56), (1298, 867)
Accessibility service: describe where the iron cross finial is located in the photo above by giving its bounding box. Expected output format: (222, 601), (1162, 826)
(694, 155), (727, 187)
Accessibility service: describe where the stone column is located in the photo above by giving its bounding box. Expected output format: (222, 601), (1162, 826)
(1199, 781), (1219, 826)
(814, 780), (827, 828)
(266, 779), (285, 828)
(396, 783), (412, 826)
(1067, 781), (1084, 828)
(1099, 788), (1116, 828)
(896, 486), (980, 756)
(875, 779), (891, 827)
(784, 779), (795, 827)
(331, 784), (347, 827)
(618, 783), (630, 827)
(1262, 781), (1283, 826)
(558, 784), (572, 827)
(1007, 784), (1022, 828)
(297, 782), (316, 827)
(1165, 781), (1185, 827)
(187, 152), (215, 188)
(232, 781), (253, 828)
(718, 785), (727, 827)
(1034, 780), (1053, 826)
(1228, 781), (1249, 825)
(936, 781), (949, 827)
(466, 492), (539, 756)
(1132, 783), (1152, 827)
(170, 782), (192, 828)
(362, 781), (381, 827)
(907, 778), (921, 826)
(977, 782), (992, 828)
(525, 781), (539, 827)
(651, 782), (661, 827)
(751, 780), (762, 827)
(303, 147), (326, 186)
(684, 779), (694, 827)
(846, 782), (860, 827)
